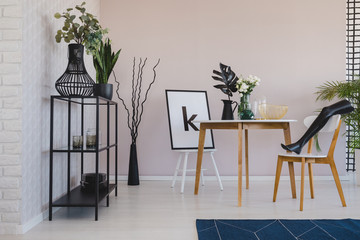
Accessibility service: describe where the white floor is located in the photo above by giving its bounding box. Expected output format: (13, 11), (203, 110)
(4, 178), (360, 240)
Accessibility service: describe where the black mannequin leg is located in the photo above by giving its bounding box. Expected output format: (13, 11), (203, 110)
(281, 100), (354, 154)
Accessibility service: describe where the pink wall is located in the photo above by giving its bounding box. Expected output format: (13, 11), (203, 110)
(100, 0), (347, 176)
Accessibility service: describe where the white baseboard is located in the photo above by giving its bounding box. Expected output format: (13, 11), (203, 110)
(21, 213), (43, 234)
(110, 175), (351, 181)
(21, 207), (60, 234)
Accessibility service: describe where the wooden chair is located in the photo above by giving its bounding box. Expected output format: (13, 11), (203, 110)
(171, 149), (223, 193)
(273, 115), (346, 211)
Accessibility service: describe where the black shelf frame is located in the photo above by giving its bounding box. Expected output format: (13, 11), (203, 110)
(346, 0), (360, 171)
(49, 96), (118, 221)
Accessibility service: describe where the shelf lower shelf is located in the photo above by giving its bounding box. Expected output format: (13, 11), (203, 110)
(52, 144), (117, 153)
(52, 184), (116, 207)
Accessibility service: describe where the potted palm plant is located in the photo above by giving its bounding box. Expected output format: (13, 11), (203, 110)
(316, 78), (360, 182)
(212, 63), (239, 120)
(92, 38), (121, 100)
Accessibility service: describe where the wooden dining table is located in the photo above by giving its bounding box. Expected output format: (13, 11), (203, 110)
(193, 119), (297, 206)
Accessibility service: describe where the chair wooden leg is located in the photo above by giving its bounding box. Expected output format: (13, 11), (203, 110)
(180, 152), (189, 194)
(171, 154), (182, 188)
(273, 156), (283, 202)
(288, 162), (297, 199)
(329, 160), (346, 207)
(300, 157), (305, 211)
(210, 152), (223, 191)
(308, 163), (314, 199)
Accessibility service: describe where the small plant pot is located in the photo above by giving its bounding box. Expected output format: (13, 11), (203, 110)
(93, 83), (113, 100)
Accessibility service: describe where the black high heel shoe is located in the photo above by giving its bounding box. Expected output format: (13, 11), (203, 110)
(281, 143), (302, 154)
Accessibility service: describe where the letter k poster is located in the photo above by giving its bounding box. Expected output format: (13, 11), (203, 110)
(165, 90), (215, 150)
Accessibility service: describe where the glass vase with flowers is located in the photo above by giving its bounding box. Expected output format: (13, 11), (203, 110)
(236, 75), (261, 120)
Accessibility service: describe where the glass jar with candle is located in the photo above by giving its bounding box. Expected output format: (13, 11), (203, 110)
(86, 128), (96, 148)
(72, 135), (83, 148)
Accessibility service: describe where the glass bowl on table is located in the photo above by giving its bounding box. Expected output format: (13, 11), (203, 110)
(258, 103), (288, 120)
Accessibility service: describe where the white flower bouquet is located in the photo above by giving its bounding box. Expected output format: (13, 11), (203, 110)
(236, 75), (261, 97)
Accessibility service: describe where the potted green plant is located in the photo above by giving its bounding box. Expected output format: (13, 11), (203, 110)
(212, 63), (260, 120)
(92, 38), (121, 100)
(212, 63), (239, 120)
(54, 2), (107, 53)
(316, 78), (360, 182)
(54, 2), (107, 96)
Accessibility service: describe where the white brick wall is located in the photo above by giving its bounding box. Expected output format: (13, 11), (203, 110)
(21, 0), (99, 233)
(2, 212), (21, 223)
(0, 0), (22, 235)
(0, 0), (100, 234)
(2, 74), (21, 85)
(3, 189), (21, 199)
(4, 166), (21, 176)
(0, 87), (19, 97)
(2, 30), (21, 40)
(3, 143), (21, 154)
(0, 132), (20, 142)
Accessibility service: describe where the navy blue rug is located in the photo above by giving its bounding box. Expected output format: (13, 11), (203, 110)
(196, 219), (360, 240)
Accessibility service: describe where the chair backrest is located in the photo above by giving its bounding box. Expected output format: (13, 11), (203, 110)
(304, 115), (341, 133)
(303, 115), (341, 157)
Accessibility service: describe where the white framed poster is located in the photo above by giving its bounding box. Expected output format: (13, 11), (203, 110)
(165, 90), (215, 150)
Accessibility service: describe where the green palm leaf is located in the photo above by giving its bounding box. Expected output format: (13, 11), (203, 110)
(316, 78), (360, 151)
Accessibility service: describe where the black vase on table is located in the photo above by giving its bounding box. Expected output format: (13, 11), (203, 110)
(55, 44), (95, 96)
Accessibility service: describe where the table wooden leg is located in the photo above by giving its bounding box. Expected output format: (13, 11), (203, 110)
(245, 129), (249, 190)
(283, 123), (291, 145)
(194, 125), (206, 195)
(283, 124), (296, 198)
(238, 124), (243, 206)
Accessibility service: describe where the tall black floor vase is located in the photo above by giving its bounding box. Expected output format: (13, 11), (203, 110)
(128, 143), (140, 185)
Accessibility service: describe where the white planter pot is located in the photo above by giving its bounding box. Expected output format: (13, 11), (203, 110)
(356, 149), (360, 186)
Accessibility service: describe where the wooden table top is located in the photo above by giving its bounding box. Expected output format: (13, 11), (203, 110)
(194, 119), (297, 123)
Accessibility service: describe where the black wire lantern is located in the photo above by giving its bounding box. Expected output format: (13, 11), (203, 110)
(55, 44), (95, 96)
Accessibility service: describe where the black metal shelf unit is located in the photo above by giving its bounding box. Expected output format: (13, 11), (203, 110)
(346, 0), (360, 171)
(49, 96), (118, 221)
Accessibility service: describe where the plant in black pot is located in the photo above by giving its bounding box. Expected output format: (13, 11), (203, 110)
(54, 2), (107, 96)
(92, 38), (121, 100)
(315, 78), (360, 183)
(212, 63), (239, 120)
